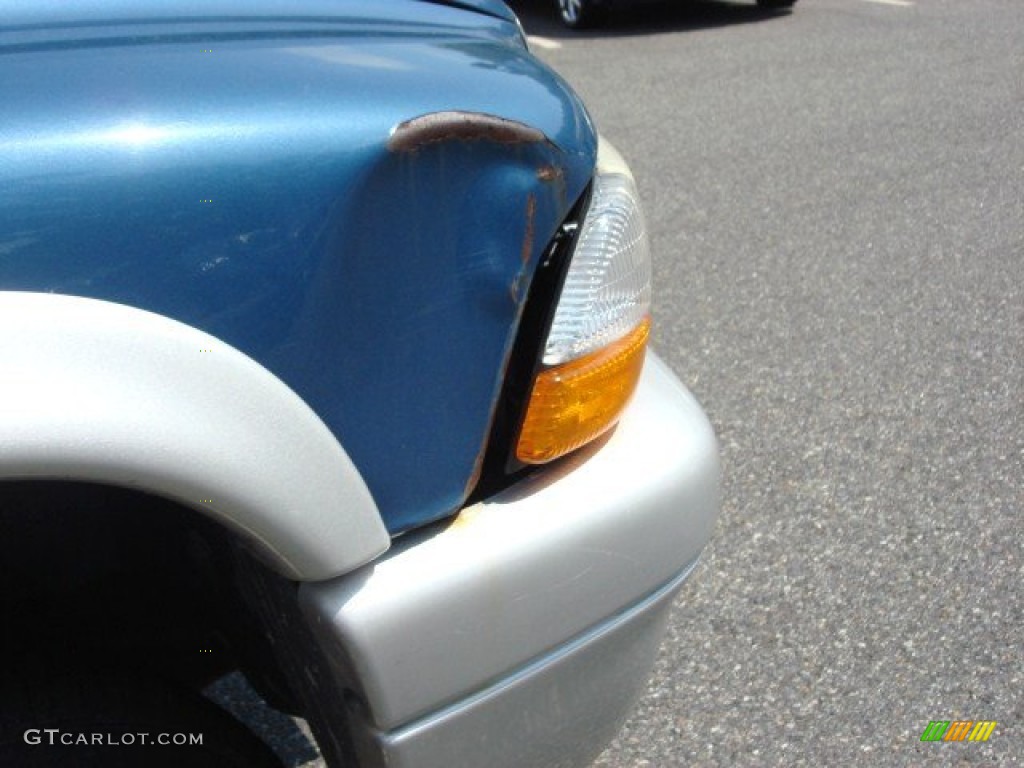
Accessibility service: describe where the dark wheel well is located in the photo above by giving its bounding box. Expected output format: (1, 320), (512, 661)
(0, 481), (298, 707)
(0, 666), (286, 768)
(0, 480), (374, 767)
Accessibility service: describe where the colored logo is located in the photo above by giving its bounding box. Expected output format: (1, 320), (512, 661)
(920, 721), (997, 742)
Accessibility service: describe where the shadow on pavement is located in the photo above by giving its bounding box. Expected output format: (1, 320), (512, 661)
(508, 0), (792, 39)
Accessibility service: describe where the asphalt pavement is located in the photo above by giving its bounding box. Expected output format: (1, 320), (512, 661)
(224, 1), (1022, 765)
(511, 0), (1022, 765)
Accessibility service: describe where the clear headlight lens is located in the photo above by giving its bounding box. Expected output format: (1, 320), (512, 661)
(542, 171), (651, 366)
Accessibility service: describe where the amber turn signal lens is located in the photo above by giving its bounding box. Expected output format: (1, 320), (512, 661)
(516, 317), (650, 464)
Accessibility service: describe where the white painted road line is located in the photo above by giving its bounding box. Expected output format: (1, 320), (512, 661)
(862, 0), (914, 6)
(528, 36), (563, 51)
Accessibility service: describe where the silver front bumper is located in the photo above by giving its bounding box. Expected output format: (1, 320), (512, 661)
(298, 352), (720, 768)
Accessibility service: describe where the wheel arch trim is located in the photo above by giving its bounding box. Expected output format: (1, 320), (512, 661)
(0, 291), (389, 581)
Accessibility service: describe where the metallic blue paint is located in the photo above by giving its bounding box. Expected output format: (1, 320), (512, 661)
(419, 0), (521, 22)
(0, 1), (597, 533)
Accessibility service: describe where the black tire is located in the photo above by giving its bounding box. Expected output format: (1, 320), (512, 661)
(756, 0), (798, 7)
(0, 668), (284, 768)
(557, 0), (609, 29)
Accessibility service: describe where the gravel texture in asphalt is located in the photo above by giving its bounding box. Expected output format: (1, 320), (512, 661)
(512, 0), (1021, 764)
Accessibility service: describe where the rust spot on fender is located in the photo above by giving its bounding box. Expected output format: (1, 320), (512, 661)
(538, 163), (568, 210)
(510, 194), (537, 303)
(520, 194), (537, 266)
(388, 111), (549, 153)
(537, 165), (563, 183)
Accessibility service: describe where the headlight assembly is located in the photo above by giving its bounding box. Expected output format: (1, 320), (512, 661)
(516, 140), (652, 464)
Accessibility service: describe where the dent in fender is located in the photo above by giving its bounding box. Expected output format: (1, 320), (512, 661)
(298, 352), (720, 731)
(0, 291), (389, 581)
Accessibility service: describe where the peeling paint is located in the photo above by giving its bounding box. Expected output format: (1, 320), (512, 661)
(388, 111), (548, 153)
